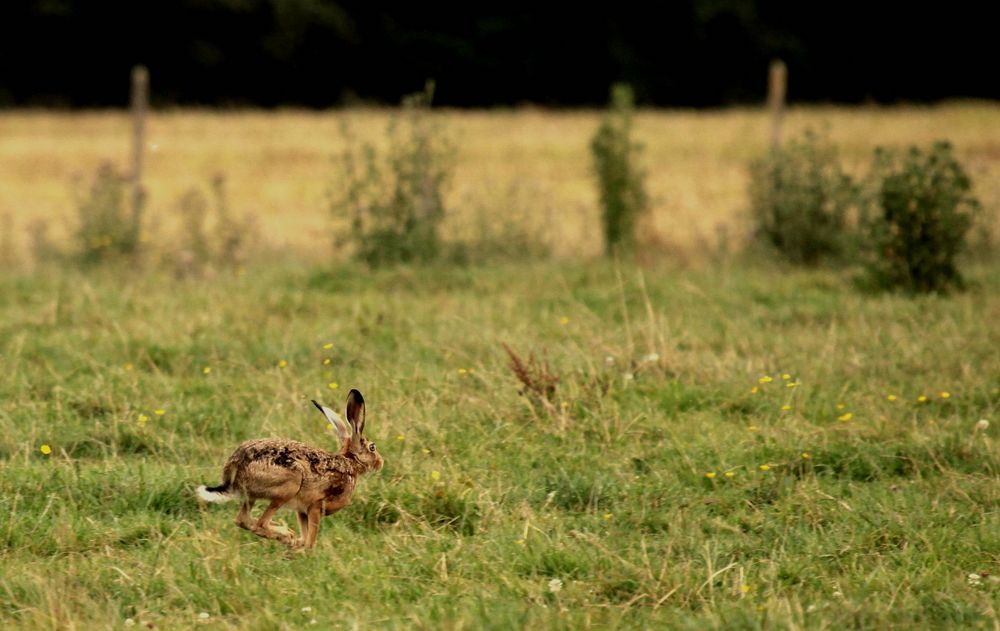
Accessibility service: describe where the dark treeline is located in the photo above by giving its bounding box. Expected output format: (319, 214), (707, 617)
(1, 1), (995, 108)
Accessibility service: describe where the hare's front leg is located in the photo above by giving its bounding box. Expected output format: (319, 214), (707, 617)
(303, 505), (323, 548)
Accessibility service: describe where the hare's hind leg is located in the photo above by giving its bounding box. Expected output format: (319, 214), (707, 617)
(251, 498), (296, 545)
(235, 499), (256, 530)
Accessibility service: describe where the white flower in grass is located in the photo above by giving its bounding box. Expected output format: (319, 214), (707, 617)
(975, 419), (989, 433)
(548, 578), (563, 593)
(198, 612), (210, 620)
(124, 620), (135, 627)
(301, 607), (312, 613)
(968, 573), (983, 587)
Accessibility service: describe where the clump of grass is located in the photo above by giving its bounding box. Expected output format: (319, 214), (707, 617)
(591, 83), (649, 256)
(170, 174), (257, 277)
(448, 180), (554, 265)
(75, 162), (144, 264)
(861, 141), (982, 292)
(748, 129), (857, 266)
(333, 82), (454, 267)
(0, 213), (15, 270)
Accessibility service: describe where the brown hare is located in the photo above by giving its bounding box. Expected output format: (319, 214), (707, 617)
(196, 389), (383, 548)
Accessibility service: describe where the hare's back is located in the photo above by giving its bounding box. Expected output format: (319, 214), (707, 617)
(225, 438), (331, 492)
(227, 438), (328, 469)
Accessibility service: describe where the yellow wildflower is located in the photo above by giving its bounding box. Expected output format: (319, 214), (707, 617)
(457, 368), (467, 374)
(396, 434), (405, 441)
(782, 374), (791, 380)
(781, 404), (792, 411)
(835, 403), (845, 410)
(327, 382), (339, 390)
(747, 425), (758, 432)
(202, 367), (212, 375)
(801, 452), (811, 459)
(705, 472), (717, 479)
(322, 358), (331, 365)
(138, 414), (149, 423)
(602, 512), (613, 520)
(751, 386), (759, 394)
(559, 316), (570, 325)
(887, 394), (897, 401)
(759, 376), (773, 384)
(740, 584), (752, 594)
(154, 409), (166, 416)
(837, 412), (853, 422)
(40, 444), (52, 456)
(277, 359), (288, 368)
(724, 471), (735, 478)
(323, 343), (334, 350)
(939, 392), (951, 399)
(917, 395), (928, 403)
(759, 464), (771, 471)
(430, 470), (441, 481)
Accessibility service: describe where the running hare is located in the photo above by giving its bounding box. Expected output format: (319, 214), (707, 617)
(197, 389), (383, 548)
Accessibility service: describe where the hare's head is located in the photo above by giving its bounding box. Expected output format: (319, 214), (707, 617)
(313, 390), (383, 473)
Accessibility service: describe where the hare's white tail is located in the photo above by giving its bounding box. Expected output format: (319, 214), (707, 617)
(196, 484), (236, 503)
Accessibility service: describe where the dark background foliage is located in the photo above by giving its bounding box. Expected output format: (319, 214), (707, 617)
(1, 1), (995, 107)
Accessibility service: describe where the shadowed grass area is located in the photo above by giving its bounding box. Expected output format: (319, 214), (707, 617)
(1, 259), (998, 628)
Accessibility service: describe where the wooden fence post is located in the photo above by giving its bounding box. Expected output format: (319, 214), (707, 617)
(130, 65), (148, 242)
(767, 59), (787, 150)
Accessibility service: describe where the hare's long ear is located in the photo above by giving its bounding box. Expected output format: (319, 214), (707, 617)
(345, 389), (366, 444)
(312, 400), (351, 446)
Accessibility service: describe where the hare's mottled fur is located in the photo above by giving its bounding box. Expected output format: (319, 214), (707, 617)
(197, 389), (382, 548)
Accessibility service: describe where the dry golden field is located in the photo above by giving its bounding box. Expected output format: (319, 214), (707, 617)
(1, 103), (998, 260)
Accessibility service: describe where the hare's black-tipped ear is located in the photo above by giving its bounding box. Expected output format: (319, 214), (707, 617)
(312, 400), (350, 445)
(346, 389), (366, 436)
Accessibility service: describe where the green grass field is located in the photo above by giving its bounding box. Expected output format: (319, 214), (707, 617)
(1, 104), (999, 629)
(1, 258), (998, 629)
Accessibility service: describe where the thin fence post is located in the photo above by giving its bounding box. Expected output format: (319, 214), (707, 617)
(767, 59), (787, 150)
(129, 65), (148, 243)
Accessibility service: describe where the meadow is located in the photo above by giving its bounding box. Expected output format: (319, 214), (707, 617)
(1, 104), (999, 629)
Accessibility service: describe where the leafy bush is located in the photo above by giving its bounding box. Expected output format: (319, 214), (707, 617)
(862, 141), (981, 292)
(334, 83), (453, 267)
(75, 162), (143, 263)
(591, 83), (649, 256)
(748, 130), (856, 265)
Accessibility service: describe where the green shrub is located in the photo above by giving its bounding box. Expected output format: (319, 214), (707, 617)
(862, 141), (981, 293)
(334, 82), (453, 267)
(591, 83), (649, 256)
(748, 130), (856, 265)
(75, 162), (143, 263)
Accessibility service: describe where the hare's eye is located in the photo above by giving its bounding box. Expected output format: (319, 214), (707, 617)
(368, 443), (377, 452)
